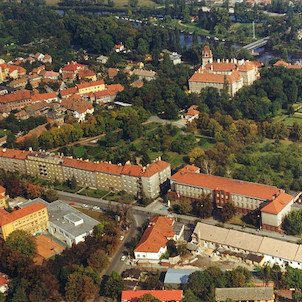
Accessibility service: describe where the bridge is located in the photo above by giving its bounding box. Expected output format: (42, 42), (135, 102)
(242, 37), (270, 53)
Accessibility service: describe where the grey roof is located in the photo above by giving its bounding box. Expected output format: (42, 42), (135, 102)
(164, 268), (202, 284)
(215, 287), (274, 301)
(21, 198), (99, 239)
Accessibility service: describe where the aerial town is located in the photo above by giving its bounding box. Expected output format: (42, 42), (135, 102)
(0, 0), (302, 301)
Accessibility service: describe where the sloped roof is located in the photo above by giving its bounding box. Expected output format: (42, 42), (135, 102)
(62, 62), (86, 72)
(121, 290), (183, 301)
(189, 69), (242, 84)
(77, 80), (104, 90)
(0, 148), (30, 159)
(142, 161), (170, 178)
(0, 90), (31, 104)
(205, 61), (236, 72)
(122, 164), (144, 177)
(134, 216), (175, 253)
(31, 92), (57, 102)
(174, 172), (280, 201)
(0, 276), (8, 286)
(60, 87), (78, 97)
(261, 192), (293, 214)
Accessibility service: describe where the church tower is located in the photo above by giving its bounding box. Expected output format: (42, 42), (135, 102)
(202, 45), (213, 66)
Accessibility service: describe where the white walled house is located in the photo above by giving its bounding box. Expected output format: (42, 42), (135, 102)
(134, 216), (184, 260)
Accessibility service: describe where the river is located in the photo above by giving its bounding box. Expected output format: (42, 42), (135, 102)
(57, 9), (302, 64)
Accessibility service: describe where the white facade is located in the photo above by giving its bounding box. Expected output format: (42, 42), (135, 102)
(74, 107), (94, 122)
(134, 246), (167, 260)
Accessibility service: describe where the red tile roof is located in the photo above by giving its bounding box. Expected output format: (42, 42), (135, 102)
(205, 61), (236, 72)
(0, 275), (8, 286)
(108, 68), (119, 78)
(273, 60), (288, 67)
(261, 192), (293, 215)
(31, 92), (57, 103)
(171, 165), (200, 180)
(0, 148), (30, 160)
(122, 164), (144, 177)
(202, 45), (211, 56)
(94, 89), (111, 100)
(186, 109), (200, 116)
(62, 62), (86, 72)
(61, 97), (93, 114)
(0, 90), (31, 104)
(60, 87), (78, 97)
(142, 161), (170, 178)
(95, 162), (123, 175)
(174, 172), (281, 201)
(0, 63), (26, 74)
(0, 202), (46, 226)
(121, 290), (183, 301)
(77, 80), (104, 90)
(134, 216), (175, 253)
(189, 69), (242, 84)
(107, 83), (124, 94)
(78, 69), (96, 78)
(0, 186), (5, 194)
(62, 157), (98, 171)
(238, 61), (257, 72)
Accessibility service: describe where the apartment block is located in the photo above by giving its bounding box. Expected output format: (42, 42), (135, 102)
(0, 202), (49, 240)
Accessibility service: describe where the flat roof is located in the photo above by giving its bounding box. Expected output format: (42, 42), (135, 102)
(215, 287), (274, 301)
(164, 268), (202, 284)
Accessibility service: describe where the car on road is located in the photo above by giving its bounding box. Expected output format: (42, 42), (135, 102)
(92, 206), (100, 211)
(69, 202), (76, 206)
(119, 235), (124, 241)
(121, 255), (127, 261)
(82, 204), (88, 208)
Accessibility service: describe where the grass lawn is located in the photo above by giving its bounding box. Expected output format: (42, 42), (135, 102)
(73, 145), (88, 158)
(77, 208), (105, 223)
(196, 136), (216, 149)
(147, 150), (162, 161)
(55, 183), (82, 193)
(167, 152), (185, 169)
(46, 0), (60, 5)
(79, 188), (109, 198)
(106, 192), (136, 203)
(143, 122), (159, 131)
(227, 214), (257, 229)
(34, 178), (53, 186)
(283, 116), (302, 126)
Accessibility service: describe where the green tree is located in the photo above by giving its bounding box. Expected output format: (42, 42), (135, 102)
(42, 188), (58, 203)
(105, 271), (124, 299)
(5, 230), (36, 258)
(221, 202), (236, 222)
(6, 131), (17, 149)
(69, 175), (77, 190)
(87, 250), (109, 272)
(129, 0), (138, 8)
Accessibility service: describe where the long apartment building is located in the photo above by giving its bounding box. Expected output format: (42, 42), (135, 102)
(0, 202), (49, 240)
(0, 148), (171, 199)
(170, 165), (300, 232)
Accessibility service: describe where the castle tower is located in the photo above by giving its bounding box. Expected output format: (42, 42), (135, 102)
(202, 45), (213, 66)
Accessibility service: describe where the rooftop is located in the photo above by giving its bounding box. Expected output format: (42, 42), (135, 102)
(121, 290), (183, 302)
(261, 192), (294, 214)
(164, 268), (202, 284)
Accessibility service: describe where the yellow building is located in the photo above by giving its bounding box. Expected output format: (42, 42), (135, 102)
(77, 80), (105, 94)
(0, 186), (7, 209)
(25, 153), (64, 182)
(0, 202), (49, 240)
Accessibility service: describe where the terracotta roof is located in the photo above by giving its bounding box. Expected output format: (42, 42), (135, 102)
(0, 202), (46, 226)
(0, 90), (31, 104)
(205, 62), (236, 72)
(0, 148), (30, 160)
(43, 54), (52, 60)
(121, 290), (183, 301)
(134, 216), (175, 253)
(60, 87), (78, 97)
(133, 69), (156, 78)
(171, 165), (200, 180)
(61, 97), (93, 114)
(122, 164), (144, 177)
(0, 63), (26, 74)
(287, 64), (302, 69)
(108, 68), (119, 78)
(78, 69), (96, 78)
(142, 161), (170, 178)
(107, 84), (124, 94)
(77, 80), (104, 90)
(189, 69), (242, 84)
(62, 158), (98, 171)
(237, 61), (257, 72)
(10, 77), (28, 86)
(261, 192), (293, 214)
(94, 89), (111, 100)
(202, 45), (211, 56)
(273, 60), (288, 67)
(27, 100), (50, 112)
(95, 162), (123, 175)
(0, 186), (5, 194)
(15, 110), (28, 118)
(188, 105), (199, 111)
(31, 92), (57, 102)
(62, 62), (86, 72)
(0, 276), (8, 286)
(41, 71), (59, 78)
(174, 172), (281, 201)
(186, 109), (200, 116)
(34, 234), (64, 264)
(131, 79), (144, 88)
(17, 124), (47, 143)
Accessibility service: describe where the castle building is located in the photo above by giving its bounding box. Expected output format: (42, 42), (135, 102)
(188, 46), (259, 97)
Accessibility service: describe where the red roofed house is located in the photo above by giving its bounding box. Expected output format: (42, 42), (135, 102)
(134, 216), (184, 260)
(0, 275), (8, 294)
(31, 92), (59, 103)
(0, 186), (7, 209)
(108, 67), (119, 78)
(0, 63), (26, 83)
(0, 90), (33, 113)
(78, 69), (97, 81)
(77, 80), (105, 95)
(189, 46), (259, 96)
(114, 42), (125, 53)
(121, 290), (183, 302)
(61, 62), (87, 80)
(170, 165), (299, 232)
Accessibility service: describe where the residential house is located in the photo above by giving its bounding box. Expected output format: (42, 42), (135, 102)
(132, 69), (156, 81)
(9, 76), (28, 89)
(134, 216), (184, 260)
(77, 80), (105, 95)
(0, 64), (26, 83)
(169, 165), (298, 232)
(31, 92), (59, 103)
(60, 87), (78, 99)
(0, 90), (32, 113)
(15, 110), (29, 120)
(42, 54), (52, 64)
(61, 96), (94, 122)
(22, 199), (99, 247)
(0, 202), (49, 240)
(94, 83), (124, 103)
(192, 223), (302, 269)
(121, 290), (183, 302)
(25, 101), (52, 117)
(78, 69), (97, 82)
(61, 62), (86, 80)
(114, 43), (125, 53)
(39, 70), (59, 80)
(96, 55), (108, 64)
(274, 60), (302, 69)
(0, 275), (8, 294)
(185, 109), (200, 123)
(170, 52), (182, 65)
(131, 79), (144, 88)
(215, 287), (274, 302)
(108, 68), (119, 78)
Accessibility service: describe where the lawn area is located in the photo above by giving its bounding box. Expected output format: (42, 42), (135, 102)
(147, 150), (162, 161)
(167, 152), (185, 169)
(196, 136), (216, 149)
(77, 208), (105, 223)
(106, 191), (136, 203)
(283, 116), (302, 126)
(55, 183), (82, 193)
(143, 122), (159, 131)
(169, 19), (210, 36)
(227, 215), (257, 229)
(34, 178), (53, 186)
(73, 145), (88, 158)
(45, 0), (60, 5)
(78, 188), (109, 198)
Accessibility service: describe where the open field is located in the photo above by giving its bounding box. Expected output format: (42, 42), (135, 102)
(46, 0), (156, 7)
(46, 0), (60, 5)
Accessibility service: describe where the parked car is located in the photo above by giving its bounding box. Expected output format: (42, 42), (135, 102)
(92, 206), (100, 211)
(119, 235), (125, 241)
(82, 204), (88, 208)
(69, 202), (76, 206)
(121, 255), (127, 261)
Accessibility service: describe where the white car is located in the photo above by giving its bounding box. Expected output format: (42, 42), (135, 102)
(119, 235), (124, 241)
(82, 204), (88, 208)
(121, 255), (127, 261)
(92, 206), (100, 211)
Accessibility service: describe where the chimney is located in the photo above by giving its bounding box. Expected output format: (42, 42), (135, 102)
(158, 156), (161, 161)
(143, 167), (146, 172)
(226, 59), (229, 63)
(2, 148), (6, 152)
(217, 59), (220, 63)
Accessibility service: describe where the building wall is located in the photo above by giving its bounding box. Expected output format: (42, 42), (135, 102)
(95, 171), (123, 191)
(134, 246), (167, 260)
(62, 166), (97, 188)
(121, 174), (141, 196)
(78, 83), (105, 94)
(0, 157), (27, 174)
(0, 208), (49, 240)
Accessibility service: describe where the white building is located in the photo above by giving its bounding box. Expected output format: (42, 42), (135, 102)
(169, 52), (182, 65)
(22, 199), (99, 247)
(192, 223), (302, 269)
(134, 216), (184, 260)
